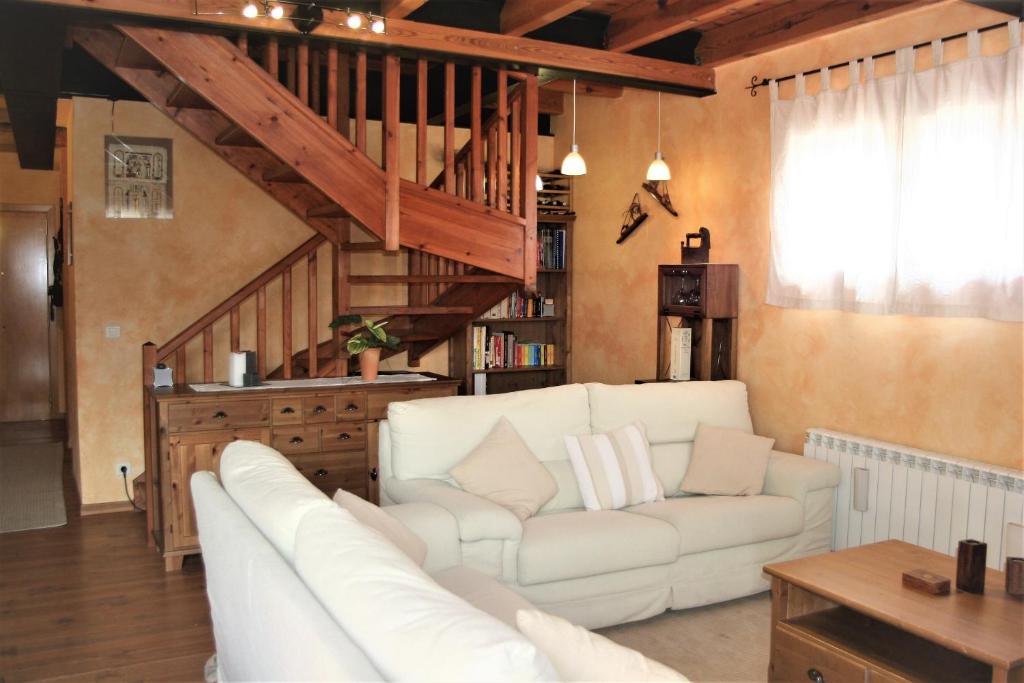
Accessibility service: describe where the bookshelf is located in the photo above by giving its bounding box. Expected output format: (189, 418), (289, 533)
(450, 171), (574, 395)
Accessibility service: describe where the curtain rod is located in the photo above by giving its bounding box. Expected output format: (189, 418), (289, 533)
(745, 20), (1014, 97)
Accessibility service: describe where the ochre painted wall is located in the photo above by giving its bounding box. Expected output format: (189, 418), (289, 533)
(70, 97), (554, 505)
(559, 4), (1023, 470)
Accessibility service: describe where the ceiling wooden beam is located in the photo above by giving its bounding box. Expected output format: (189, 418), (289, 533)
(606, 0), (765, 53)
(500, 0), (593, 36)
(24, 0), (715, 93)
(381, 0), (427, 19)
(541, 79), (623, 98)
(696, 0), (947, 66)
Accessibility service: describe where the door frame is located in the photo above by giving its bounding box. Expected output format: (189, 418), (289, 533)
(0, 203), (59, 420)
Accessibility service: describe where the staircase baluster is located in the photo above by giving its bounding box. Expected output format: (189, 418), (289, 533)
(511, 95), (522, 217)
(307, 250), (318, 378)
(298, 41), (309, 106)
(444, 61), (455, 193)
(470, 65), (484, 203)
(282, 268), (292, 379)
(497, 70), (509, 212)
(326, 45), (339, 128)
(203, 326), (213, 382)
(355, 51), (367, 152)
(383, 53), (400, 252)
(256, 287), (267, 379)
(519, 73), (539, 293)
(416, 58), (428, 186)
(311, 47), (321, 115)
(230, 306), (240, 352)
(237, 32), (248, 56)
(487, 125), (497, 207)
(286, 45), (297, 95)
(264, 36), (279, 80)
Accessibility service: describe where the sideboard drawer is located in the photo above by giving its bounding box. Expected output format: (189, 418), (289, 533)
(303, 396), (336, 424)
(168, 400), (270, 432)
(321, 423), (367, 451)
(271, 426), (321, 455)
(366, 385), (455, 419)
(289, 451), (366, 496)
(271, 398), (303, 425)
(335, 392), (367, 421)
(770, 624), (867, 683)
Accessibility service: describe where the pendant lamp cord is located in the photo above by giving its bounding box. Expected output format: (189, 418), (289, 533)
(656, 92), (661, 153)
(572, 79), (577, 145)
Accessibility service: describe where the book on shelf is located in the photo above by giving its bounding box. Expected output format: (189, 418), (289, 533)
(538, 227), (566, 270)
(472, 326), (557, 370)
(479, 290), (556, 319)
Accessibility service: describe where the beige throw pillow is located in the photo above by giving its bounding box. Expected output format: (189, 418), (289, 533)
(564, 422), (664, 511)
(333, 489), (428, 566)
(449, 417), (558, 521)
(679, 424), (775, 496)
(516, 609), (688, 682)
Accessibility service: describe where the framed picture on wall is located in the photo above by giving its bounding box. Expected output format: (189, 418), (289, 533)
(104, 135), (173, 219)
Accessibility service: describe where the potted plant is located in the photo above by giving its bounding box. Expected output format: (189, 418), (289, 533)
(329, 314), (401, 381)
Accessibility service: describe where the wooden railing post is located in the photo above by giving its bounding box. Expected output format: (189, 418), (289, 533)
(264, 36), (279, 80)
(520, 73), (538, 293)
(141, 342), (157, 547)
(282, 268), (293, 379)
(496, 70), (509, 212)
(307, 250), (318, 378)
(444, 61), (456, 193)
(355, 51), (367, 152)
(470, 65), (484, 203)
(383, 53), (400, 252)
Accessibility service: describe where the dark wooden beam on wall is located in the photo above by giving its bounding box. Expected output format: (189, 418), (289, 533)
(695, 0), (948, 66)
(24, 0), (715, 94)
(381, 0), (428, 19)
(0, 4), (66, 169)
(500, 0), (593, 36)
(606, 0), (763, 53)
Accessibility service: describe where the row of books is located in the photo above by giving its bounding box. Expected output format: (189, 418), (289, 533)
(538, 228), (567, 270)
(471, 327), (557, 370)
(479, 291), (555, 319)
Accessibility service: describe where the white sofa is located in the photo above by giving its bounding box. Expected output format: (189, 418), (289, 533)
(379, 381), (841, 629)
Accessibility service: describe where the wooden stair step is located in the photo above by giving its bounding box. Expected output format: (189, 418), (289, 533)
(350, 306), (475, 315)
(166, 82), (213, 110)
(348, 274), (519, 284)
(307, 203), (350, 219)
(115, 39), (162, 70)
(263, 164), (306, 183)
(215, 124), (260, 147)
(338, 241), (405, 252)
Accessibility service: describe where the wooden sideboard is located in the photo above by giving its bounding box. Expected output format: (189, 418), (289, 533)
(144, 374), (459, 570)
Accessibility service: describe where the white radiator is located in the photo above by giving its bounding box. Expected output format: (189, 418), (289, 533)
(805, 429), (1024, 569)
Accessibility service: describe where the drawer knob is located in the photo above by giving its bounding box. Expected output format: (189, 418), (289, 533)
(337, 432), (351, 441)
(344, 403), (359, 412)
(807, 669), (824, 683)
(369, 467), (378, 481)
(314, 468), (328, 477)
(280, 406), (295, 414)
(289, 436), (304, 445)
(313, 405), (327, 415)
(212, 411), (228, 419)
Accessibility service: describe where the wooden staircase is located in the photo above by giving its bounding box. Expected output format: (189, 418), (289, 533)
(72, 23), (540, 380)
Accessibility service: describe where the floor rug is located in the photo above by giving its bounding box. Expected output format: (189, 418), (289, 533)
(598, 592), (770, 682)
(0, 441), (67, 533)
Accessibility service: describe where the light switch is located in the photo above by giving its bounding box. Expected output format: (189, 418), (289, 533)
(105, 325), (121, 339)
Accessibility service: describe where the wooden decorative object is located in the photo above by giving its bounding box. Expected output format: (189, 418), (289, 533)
(616, 193), (648, 244)
(1006, 557), (1024, 598)
(956, 539), (987, 594)
(681, 227), (710, 263)
(902, 568), (950, 595)
(642, 179), (678, 217)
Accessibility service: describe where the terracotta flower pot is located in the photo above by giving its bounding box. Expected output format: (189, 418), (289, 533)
(360, 347), (381, 381)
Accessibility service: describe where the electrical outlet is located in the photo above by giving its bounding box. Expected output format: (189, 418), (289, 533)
(115, 462), (132, 478)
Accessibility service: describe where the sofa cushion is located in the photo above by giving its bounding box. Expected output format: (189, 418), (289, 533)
(627, 495), (804, 557)
(517, 609), (688, 682)
(219, 440), (334, 562)
(518, 510), (679, 586)
(294, 504), (557, 682)
(450, 417), (558, 521)
(333, 489), (427, 565)
(433, 565), (537, 629)
(565, 422), (663, 511)
(679, 424), (775, 496)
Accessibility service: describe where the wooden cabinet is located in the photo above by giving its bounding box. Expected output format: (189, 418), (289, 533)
(146, 375), (459, 570)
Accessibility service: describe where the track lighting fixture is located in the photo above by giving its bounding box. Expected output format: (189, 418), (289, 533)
(239, 0), (283, 19)
(234, 2), (385, 33)
(646, 92), (671, 181)
(346, 11), (363, 28)
(268, 3), (284, 19)
(560, 79), (587, 176)
(342, 9), (386, 34)
(242, 1), (259, 17)
(370, 17), (386, 34)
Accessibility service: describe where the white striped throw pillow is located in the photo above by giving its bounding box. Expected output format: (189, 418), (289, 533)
(564, 423), (664, 511)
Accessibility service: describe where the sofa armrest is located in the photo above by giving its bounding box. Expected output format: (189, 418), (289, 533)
(384, 502), (461, 573)
(386, 478), (523, 543)
(763, 450), (840, 504)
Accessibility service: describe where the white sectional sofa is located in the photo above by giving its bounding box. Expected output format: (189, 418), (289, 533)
(380, 381), (841, 629)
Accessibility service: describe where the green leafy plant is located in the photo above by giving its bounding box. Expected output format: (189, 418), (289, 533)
(329, 314), (401, 354)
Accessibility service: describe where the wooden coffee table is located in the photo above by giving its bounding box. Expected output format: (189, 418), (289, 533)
(764, 540), (1023, 683)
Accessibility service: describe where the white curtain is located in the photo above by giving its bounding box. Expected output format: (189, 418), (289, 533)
(766, 22), (1024, 321)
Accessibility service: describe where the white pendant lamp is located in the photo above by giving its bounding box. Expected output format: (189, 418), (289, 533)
(560, 80), (587, 176)
(646, 92), (671, 181)
(535, 174), (544, 192)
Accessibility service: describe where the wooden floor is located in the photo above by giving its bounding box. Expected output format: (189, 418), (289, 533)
(0, 420), (214, 682)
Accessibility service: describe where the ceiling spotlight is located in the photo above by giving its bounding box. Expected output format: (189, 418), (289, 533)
(268, 3), (284, 19)
(370, 16), (386, 34)
(346, 11), (364, 29)
(242, 1), (259, 18)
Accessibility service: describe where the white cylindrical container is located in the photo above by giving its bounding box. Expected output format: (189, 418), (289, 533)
(228, 352), (247, 388)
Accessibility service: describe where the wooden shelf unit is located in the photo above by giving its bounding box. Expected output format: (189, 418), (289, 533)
(451, 172), (573, 395)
